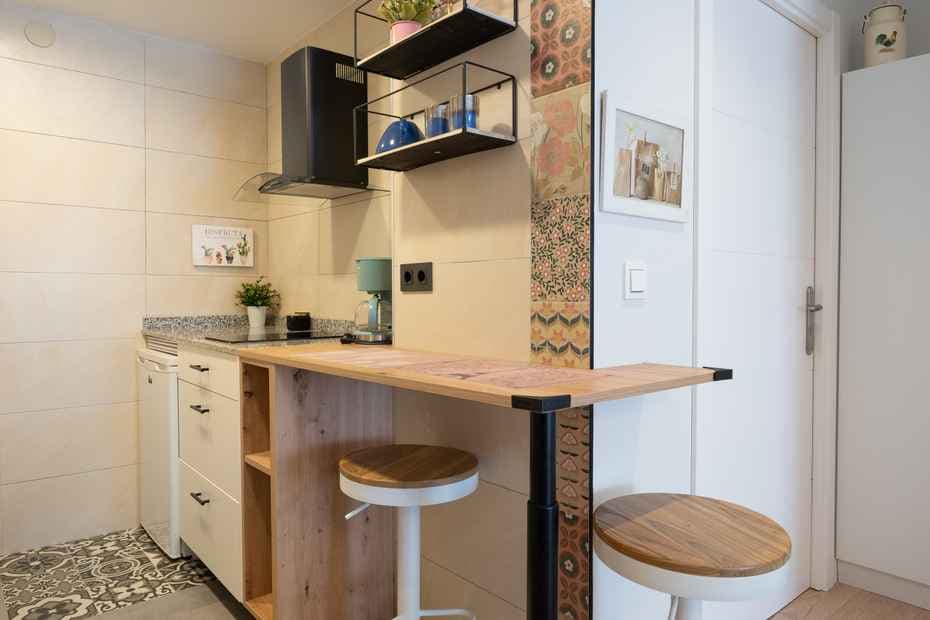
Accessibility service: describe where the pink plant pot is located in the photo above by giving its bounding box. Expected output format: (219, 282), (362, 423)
(390, 20), (422, 43)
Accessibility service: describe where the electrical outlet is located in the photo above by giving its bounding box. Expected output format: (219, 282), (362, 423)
(400, 262), (433, 292)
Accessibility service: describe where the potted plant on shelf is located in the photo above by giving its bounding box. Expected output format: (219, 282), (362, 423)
(378, 0), (436, 43)
(236, 277), (280, 330)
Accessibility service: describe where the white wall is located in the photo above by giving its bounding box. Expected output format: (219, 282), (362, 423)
(0, 0), (266, 554)
(826, 0), (930, 72)
(592, 1), (697, 617)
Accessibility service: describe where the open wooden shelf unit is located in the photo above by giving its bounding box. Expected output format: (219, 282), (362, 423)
(241, 363), (273, 620)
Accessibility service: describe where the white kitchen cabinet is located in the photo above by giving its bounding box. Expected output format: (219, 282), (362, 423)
(177, 343), (243, 602)
(838, 53), (930, 601)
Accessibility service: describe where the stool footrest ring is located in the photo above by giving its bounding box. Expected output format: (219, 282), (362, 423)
(392, 610), (476, 620)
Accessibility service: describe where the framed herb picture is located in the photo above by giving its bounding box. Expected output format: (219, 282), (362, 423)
(600, 107), (688, 223)
(192, 225), (254, 267)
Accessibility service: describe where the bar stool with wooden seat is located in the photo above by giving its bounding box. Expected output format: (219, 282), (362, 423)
(594, 493), (791, 620)
(339, 444), (479, 620)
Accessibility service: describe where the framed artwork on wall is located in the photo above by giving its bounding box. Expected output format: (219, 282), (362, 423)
(192, 225), (254, 267)
(600, 107), (688, 223)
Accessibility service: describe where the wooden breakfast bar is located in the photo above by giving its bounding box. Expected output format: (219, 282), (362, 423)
(236, 342), (731, 620)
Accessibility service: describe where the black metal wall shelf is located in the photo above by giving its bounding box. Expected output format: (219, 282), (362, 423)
(358, 127), (515, 172)
(354, 62), (517, 173)
(354, 1), (517, 80)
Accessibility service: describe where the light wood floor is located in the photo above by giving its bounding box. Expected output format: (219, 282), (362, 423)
(774, 584), (930, 619)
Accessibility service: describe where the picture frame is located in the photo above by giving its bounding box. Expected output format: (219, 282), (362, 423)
(192, 225), (254, 267)
(600, 106), (688, 223)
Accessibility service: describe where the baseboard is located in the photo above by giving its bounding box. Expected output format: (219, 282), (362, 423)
(838, 560), (930, 611)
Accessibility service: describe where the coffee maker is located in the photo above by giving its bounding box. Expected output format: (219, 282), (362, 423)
(346, 257), (392, 344)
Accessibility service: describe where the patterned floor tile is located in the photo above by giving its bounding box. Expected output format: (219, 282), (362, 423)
(531, 0), (592, 97)
(0, 528), (213, 620)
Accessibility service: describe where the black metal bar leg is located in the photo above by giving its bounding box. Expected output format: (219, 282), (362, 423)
(527, 411), (558, 620)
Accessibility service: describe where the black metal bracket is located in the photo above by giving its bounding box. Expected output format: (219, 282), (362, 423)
(704, 366), (734, 381)
(511, 394), (572, 413)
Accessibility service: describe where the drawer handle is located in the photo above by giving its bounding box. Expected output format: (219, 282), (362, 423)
(190, 492), (211, 506)
(189, 404), (210, 414)
(189, 364), (210, 373)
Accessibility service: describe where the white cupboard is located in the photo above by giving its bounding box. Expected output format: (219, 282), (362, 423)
(838, 53), (930, 604)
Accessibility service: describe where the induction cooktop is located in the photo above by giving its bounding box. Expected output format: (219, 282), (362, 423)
(204, 329), (343, 344)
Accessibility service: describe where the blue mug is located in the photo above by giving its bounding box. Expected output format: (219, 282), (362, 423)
(376, 119), (425, 153)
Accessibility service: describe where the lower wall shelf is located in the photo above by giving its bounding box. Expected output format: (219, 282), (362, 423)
(244, 593), (274, 620)
(356, 127), (516, 172)
(244, 451), (272, 476)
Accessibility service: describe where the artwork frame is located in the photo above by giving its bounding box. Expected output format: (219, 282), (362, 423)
(192, 225), (254, 267)
(600, 106), (688, 223)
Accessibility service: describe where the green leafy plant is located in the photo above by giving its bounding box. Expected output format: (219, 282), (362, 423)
(236, 234), (251, 258)
(235, 277), (280, 308)
(378, 0), (436, 24)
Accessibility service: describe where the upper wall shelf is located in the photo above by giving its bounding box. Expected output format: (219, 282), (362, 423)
(354, 1), (518, 80)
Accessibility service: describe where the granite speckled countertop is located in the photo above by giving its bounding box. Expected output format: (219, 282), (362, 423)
(141, 315), (350, 355)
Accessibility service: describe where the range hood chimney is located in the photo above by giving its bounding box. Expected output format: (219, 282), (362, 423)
(237, 47), (379, 202)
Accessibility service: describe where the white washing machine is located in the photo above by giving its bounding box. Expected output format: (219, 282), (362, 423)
(136, 347), (182, 558)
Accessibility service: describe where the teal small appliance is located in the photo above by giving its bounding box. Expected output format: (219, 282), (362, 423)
(350, 257), (392, 344)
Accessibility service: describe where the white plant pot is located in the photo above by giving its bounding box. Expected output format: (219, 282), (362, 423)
(247, 306), (268, 330)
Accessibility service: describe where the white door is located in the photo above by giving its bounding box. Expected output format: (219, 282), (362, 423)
(697, 0), (816, 617)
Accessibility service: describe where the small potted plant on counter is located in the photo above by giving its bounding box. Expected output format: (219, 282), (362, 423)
(236, 277), (280, 330)
(379, 0), (436, 43)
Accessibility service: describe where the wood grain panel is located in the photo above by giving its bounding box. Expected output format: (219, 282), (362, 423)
(272, 367), (394, 620)
(594, 493), (791, 578)
(238, 342), (718, 410)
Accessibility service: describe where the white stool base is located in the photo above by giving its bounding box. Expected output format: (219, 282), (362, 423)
(669, 596), (702, 620)
(345, 486), (477, 620)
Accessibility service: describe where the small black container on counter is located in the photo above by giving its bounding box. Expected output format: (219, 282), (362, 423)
(286, 312), (312, 332)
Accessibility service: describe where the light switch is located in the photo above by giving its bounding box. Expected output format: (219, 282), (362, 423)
(625, 261), (647, 300)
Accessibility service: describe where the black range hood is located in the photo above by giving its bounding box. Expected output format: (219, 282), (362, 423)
(237, 47), (381, 202)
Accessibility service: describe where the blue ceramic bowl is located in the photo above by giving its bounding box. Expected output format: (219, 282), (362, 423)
(376, 119), (424, 154)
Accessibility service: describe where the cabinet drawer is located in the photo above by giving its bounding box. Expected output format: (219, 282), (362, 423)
(179, 346), (240, 400)
(179, 381), (241, 501)
(180, 459), (242, 602)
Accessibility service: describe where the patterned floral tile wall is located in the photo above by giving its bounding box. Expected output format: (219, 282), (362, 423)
(530, 301), (590, 367)
(531, 84), (592, 202)
(530, 0), (593, 617)
(531, 195), (590, 302)
(531, 0), (593, 98)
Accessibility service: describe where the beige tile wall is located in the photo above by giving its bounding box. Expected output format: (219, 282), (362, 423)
(0, 1), (267, 554)
(265, 8), (393, 321)
(267, 2), (532, 614)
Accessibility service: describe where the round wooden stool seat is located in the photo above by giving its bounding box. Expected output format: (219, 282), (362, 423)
(339, 445), (479, 508)
(594, 493), (791, 604)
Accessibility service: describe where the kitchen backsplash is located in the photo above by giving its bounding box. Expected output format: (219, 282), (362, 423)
(142, 315), (353, 333)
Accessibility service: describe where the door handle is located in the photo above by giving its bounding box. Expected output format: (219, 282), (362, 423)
(189, 404), (210, 414)
(189, 364), (210, 373)
(190, 492), (210, 506)
(806, 286), (822, 356)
